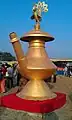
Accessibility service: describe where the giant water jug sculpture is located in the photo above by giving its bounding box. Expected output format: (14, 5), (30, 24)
(9, 2), (57, 100)
(9, 24), (57, 100)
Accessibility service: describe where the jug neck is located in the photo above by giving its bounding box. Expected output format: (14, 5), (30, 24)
(29, 39), (45, 48)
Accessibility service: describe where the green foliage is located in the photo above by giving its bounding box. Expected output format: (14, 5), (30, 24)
(0, 51), (16, 61)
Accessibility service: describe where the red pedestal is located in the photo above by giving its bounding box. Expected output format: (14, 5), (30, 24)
(1, 92), (66, 113)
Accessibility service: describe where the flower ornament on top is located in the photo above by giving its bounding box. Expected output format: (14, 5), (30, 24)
(31, 1), (48, 23)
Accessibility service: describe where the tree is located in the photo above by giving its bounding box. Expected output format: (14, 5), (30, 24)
(0, 51), (16, 61)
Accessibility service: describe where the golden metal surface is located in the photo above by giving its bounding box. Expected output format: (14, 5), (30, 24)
(17, 80), (56, 100)
(20, 24), (54, 42)
(9, 24), (57, 100)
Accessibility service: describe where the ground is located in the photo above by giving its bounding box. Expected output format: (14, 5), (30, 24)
(0, 75), (72, 120)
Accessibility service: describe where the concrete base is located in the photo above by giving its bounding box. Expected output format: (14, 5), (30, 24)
(0, 107), (59, 120)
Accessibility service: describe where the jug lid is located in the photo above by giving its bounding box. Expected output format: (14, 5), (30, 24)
(20, 24), (54, 42)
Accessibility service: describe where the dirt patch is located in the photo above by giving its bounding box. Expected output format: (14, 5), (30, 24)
(0, 76), (72, 120)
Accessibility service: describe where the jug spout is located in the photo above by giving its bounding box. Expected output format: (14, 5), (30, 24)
(9, 32), (25, 76)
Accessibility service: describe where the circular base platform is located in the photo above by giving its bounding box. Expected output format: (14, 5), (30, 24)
(1, 92), (66, 113)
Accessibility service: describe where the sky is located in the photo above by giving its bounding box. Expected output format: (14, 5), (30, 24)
(0, 0), (72, 59)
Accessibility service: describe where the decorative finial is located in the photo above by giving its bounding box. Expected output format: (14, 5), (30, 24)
(31, 1), (48, 24)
